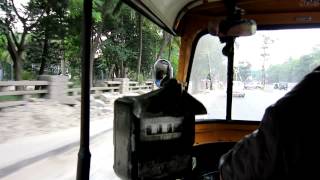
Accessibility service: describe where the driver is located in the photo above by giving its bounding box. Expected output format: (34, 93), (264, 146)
(219, 66), (320, 180)
(155, 70), (165, 87)
(154, 59), (171, 87)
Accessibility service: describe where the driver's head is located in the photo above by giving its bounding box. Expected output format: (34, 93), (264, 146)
(155, 60), (169, 72)
(155, 60), (170, 79)
(156, 70), (165, 79)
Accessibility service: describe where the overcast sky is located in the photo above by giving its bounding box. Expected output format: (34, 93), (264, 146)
(235, 29), (320, 70)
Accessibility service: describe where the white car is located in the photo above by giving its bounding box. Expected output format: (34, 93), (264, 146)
(233, 81), (245, 97)
(244, 81), (263, 89)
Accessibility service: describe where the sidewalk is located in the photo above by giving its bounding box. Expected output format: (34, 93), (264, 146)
(2, 128), (119, 180)
(0, 91), (143, 179)
(0, 118), (113, 177)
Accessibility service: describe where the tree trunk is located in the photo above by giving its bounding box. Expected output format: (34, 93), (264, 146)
(116, 65), (120, 78)
(137, 14), (143, 82)
(39, 30), (49, 75)
(89, 49), (95, 86)
(90, 35), (100, 87)
(6, 34), (22, 81)
(61, 59), (66, 75)
(107, 64), (115, 80)
(13, 57), (23, 90)
(61, 39), (66, 75)
(156, 31), (172, 60)
(168, 39), (172, 60)
(13, 57), (22, 81)
(120, 59), (124, 78)
(36, 33), (49, 90)
(124, 67), (128, 78)
(113, 65), (119, 78)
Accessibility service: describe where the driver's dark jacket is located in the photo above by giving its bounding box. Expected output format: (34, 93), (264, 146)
(219, 67), (320, 180)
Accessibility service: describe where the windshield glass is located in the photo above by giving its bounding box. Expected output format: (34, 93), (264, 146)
(189, 29), (320, 121)
(188, 35), (227, 120)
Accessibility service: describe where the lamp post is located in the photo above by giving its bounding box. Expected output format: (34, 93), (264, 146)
(260, 35), (274, 89)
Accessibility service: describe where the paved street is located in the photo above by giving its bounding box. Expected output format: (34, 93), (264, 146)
(2, 129), (119, 180)
(194, 87), (290, 121)
(0, 86), (293, 179)
(0, 95), (119, 180)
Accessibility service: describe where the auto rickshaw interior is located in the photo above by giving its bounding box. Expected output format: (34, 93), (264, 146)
(112, 0), (320, 179)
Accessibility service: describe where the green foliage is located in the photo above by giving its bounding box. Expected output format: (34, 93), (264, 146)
(22, 70), (36, 80)
(0, 35), (12, 80)
(191, 35), (227, 83)
(0, 35), (7, 61)
(128, 72), (145, 84)
(159, 37), (180, 77)
(0, 0), (173, 83)
(140, 19), (162, 78)
(97, 3), (162, 80)
(237, 61), (252, 81)
(24, 0), (69, 75)
(267, 48), (320, 83)
(65, 35), (81, 80)
(0, 95), (22, 102)
(68, 0), (83, 17)
(0, 61), (13, 80)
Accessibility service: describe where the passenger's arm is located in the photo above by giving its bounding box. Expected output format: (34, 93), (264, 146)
(219, 107), (280, 180)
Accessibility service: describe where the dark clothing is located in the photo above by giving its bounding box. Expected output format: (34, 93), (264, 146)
(219, 67), (320, 180)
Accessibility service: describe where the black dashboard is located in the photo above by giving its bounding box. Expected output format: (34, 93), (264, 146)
(191, 142), (236, 180)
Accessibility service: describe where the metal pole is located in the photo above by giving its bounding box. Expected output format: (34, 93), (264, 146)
(226, 38), (235, 121)
(207, 53), (213, 90)
(76, 0), (92, 179)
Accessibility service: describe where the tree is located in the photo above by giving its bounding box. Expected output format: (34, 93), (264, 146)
(137, 13), (143, 82)
(60, 0), (121, 85)
(237, 61), (251, 82)
(99, 2), (135, 80)
(266, 47), (320, 83)
(0, 0), (44, 81)
(159, 36), (180, 76)
(88, 0), (124, 85)
(0, 0), (169, 85)
(25, 0), (68, 76)
(0, 35), (9, 61)
(190, 35), (226, 93)
(99, 4), (162, 81)
(0, 35), (11, 80)
(156, 30), (172, 60)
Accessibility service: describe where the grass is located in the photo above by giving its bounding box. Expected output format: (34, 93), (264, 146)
(0, 95), (23, 102)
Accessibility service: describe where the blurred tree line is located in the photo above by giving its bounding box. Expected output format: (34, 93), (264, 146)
(0, 0), (179, 85)
(266, 47), (320, 83)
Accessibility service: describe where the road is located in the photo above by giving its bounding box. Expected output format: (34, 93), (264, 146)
(2, 129), (120, 180)
(194, 88), (289, 121)
(1, 88), (291, 179)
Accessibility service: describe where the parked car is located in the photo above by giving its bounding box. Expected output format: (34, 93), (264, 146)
(244, 81), (263, 89)
(233, 81), (245, 97)
(278, 82), (288, 90)
(274, 82), (288, 90)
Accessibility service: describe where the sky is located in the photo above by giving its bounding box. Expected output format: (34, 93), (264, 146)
(234, 29), (320, 70)
(0, 0), (30, 32)
(16, 0), (29, 6)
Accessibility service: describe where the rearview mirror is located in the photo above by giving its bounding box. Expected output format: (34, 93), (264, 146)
(208, 19), (257, 37)
(153, 59), (173, 88)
